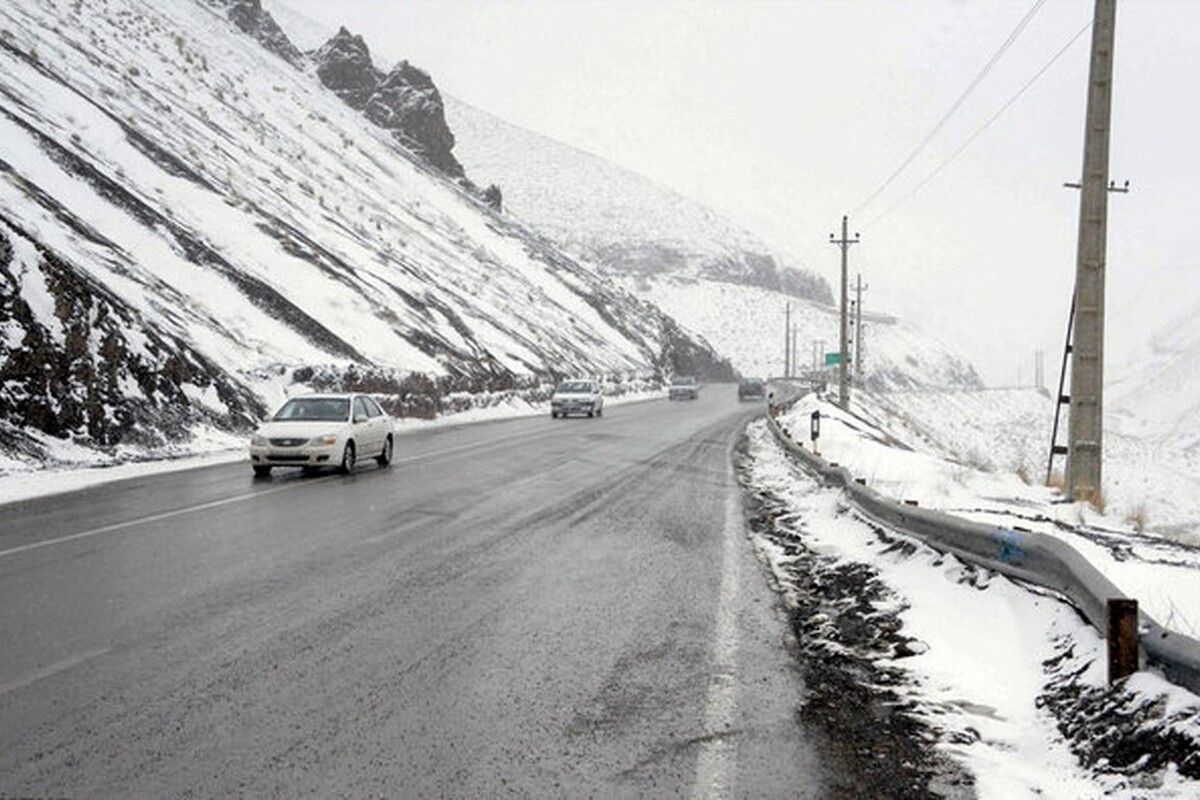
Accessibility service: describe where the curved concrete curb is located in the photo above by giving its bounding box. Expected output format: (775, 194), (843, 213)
(764, 395), (1200, 695)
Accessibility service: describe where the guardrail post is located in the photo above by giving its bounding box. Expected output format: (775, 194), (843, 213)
(1107, 598), (1139, 684)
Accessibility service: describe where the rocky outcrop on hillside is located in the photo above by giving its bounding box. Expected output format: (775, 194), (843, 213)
(312, 27), (463, 178)
(364, 61), (461, 177)
(0, 217), (263, 459)
(311, 26), (378, 110)
(220, 0), (303, 67)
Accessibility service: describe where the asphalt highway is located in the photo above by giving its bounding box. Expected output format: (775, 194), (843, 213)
(0, 386), (826, 798)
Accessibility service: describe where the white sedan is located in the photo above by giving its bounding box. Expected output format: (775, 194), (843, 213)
(249, 393), (394, 477)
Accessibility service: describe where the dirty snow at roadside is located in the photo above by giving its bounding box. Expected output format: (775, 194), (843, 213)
(743, 419), (1200, 798)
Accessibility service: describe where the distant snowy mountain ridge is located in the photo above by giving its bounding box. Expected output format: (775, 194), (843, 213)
(444, 97), (833, 305)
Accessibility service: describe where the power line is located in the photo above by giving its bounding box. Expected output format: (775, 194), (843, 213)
(865, 19), (1093, 229)
(851, 0), (1049, 217)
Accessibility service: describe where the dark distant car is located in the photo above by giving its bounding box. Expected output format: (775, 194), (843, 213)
(738, 377), (767, 401)
(668, 376), (699, 401)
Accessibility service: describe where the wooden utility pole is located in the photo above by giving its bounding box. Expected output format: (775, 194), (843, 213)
(1067, 0), (1118, 501)
(829, 216), (860, 410)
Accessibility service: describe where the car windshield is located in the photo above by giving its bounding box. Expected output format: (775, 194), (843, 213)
(744, 378), (763, 386)
(272, 397), (350, 422)
(672, 376), (696, 386)
(557, 381), (593, 393)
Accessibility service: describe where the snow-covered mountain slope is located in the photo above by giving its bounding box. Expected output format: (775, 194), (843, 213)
(1109, 295), (1200, 451)
(625, 276), (982, 390)
(0, 0), (731, 466)
(444, 96), (832, 304)
(442, 95), (982, 390)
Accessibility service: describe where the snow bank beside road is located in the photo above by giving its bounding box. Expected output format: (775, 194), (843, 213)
(778, 391), (1200, 634)
(743, 420), (1200, 797)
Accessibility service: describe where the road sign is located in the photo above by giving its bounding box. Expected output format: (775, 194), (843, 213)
(824, 352), (841, 366)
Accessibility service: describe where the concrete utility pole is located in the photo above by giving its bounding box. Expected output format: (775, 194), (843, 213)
(854, 273), (868, 381)
(783, 302), (791, 379)
(829, 216), (860, 410)
(1067, 0), (1118, 501)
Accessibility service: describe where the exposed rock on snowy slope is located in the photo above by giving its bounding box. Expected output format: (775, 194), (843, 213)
(312, 26), (462, 178)
(0, 218), (263, 458)
(444, 97), (832, 304)
(0, 0), (731, 467)
(220, 0), (302, 67)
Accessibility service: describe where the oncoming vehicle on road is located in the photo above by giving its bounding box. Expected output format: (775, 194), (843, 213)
(668, 375), (699, 401)
(551, 379), (604, 418)
(249, 393), (394, 477)
(738, 377), (767, 401)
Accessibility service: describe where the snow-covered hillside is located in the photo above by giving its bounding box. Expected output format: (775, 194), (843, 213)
(626, 276), (982, 390)
(1110, 295), (1200, 451)
(443, 92), (983, 391)
(444, 97), (831, 304)
(0, 0), (731, 467)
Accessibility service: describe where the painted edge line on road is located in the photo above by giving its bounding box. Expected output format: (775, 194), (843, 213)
(0, 646), (111, 698)
(690, 482), (743, 799)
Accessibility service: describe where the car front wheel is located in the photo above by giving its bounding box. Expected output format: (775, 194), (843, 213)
(376, 435), (393, 467)
(339, 441), (356, 474)
(253, 465), (272, 478)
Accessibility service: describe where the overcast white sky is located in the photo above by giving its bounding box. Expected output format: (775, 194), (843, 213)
(270, 0), (1200, 386)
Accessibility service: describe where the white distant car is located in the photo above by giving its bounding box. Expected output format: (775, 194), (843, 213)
(249, 393), (394, 477)
(550, 379), (604, 418)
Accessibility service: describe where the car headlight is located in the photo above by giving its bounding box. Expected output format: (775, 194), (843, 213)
(310, 434), (338, 446)
(251, 434), (267, 446)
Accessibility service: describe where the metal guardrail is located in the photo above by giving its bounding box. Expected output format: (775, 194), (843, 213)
(764, 392), (1200, 695)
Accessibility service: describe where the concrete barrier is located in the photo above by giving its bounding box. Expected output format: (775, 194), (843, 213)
(764, 395), (1200, 695)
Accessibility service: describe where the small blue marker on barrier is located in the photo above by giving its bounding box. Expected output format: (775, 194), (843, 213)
(999, 529), (1026, 565)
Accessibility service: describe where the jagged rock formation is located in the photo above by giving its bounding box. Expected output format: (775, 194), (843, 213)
(311, 26), (378, 110)
(221, 0), (303, 67)
(313, 27), (463, 178)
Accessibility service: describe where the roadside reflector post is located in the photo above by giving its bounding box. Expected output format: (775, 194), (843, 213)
(1107, 598), (1139, 684)
(810, 410), (821, 455)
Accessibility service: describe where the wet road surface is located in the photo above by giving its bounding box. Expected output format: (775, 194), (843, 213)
(0, 386), (826, 797)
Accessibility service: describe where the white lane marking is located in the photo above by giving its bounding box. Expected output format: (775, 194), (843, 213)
(0, 646), (111, 697)
(0, 478), (338, 560)
(691, 488), (742, 800)
(0, 424), (571, 561)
